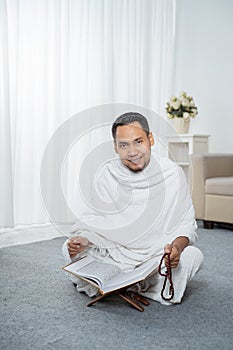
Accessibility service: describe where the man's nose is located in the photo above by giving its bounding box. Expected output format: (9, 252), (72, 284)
(128, 143), (138, 157)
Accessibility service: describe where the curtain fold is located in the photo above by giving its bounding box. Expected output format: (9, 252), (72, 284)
(0, 0), (176, 228)
(0, 0), (14, 226)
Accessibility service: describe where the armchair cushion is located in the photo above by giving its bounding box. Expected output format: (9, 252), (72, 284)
(205, 176), (233, 196)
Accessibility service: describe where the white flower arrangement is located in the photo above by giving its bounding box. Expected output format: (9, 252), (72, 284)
(166, 91), (198, 121)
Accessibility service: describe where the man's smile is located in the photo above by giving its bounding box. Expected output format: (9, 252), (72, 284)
(128, 156), (143, 165)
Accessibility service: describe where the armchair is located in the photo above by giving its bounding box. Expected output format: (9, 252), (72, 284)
(190, 154), (233, 228)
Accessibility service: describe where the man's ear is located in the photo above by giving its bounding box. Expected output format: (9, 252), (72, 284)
(114, 140), (118, 154)
(149, 132), (155, 146)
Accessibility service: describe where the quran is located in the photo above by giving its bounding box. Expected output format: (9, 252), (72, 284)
(63, 255), (158, 295)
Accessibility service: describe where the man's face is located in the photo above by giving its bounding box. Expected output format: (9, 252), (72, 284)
(114, 122), (154, 172)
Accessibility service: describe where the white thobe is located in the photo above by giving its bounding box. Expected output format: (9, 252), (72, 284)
(62, 153), (204, 305)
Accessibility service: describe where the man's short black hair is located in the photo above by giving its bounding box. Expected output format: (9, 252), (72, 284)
(112, 112), (150, 139)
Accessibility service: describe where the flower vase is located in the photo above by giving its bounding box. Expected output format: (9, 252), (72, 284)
(174, 118), (190, 134)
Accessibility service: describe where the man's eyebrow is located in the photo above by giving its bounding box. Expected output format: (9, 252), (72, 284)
(134, 137), (143, 141)
(116, 139), (129, 143)
(116, 137), (144, 143)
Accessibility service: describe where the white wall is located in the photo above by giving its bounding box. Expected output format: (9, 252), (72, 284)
(174, 0), (233, 152)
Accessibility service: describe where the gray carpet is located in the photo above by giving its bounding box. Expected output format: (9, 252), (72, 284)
(0, 223), (233, 350)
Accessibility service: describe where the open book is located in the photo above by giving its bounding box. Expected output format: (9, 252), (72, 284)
(63, 255), (158, 295)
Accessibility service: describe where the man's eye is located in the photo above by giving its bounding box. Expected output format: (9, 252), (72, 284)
(136, 140), (143, 144)
(119, 144), (127, 148)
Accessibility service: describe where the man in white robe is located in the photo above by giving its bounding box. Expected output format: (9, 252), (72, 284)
(62, 112), (203, 305)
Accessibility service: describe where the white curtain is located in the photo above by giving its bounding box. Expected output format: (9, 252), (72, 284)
(0, 0), (176, 228)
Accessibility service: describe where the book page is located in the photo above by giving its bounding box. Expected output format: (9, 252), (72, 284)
(99, 256), (158, 294)
(78, 261), (121, 287)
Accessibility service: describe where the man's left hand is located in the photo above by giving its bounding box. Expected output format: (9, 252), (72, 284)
(163, 244), (181, 269)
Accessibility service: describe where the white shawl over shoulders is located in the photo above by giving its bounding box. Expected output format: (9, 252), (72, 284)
(70, 153), (197, 269)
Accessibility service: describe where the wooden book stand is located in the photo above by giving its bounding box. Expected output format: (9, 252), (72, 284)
(86, 288), (150, 312)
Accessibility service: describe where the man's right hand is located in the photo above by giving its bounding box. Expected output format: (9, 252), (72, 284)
(67, 236), (91, 258)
